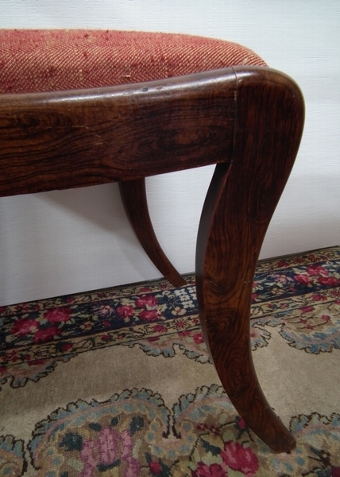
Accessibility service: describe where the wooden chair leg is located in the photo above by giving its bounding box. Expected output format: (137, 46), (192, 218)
(119, 178), (186, 287)
(196, 68), (304, 452)
(196, 164), (297, 453)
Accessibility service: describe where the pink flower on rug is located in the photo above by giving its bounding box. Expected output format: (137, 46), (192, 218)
(312, 294), (328, 301)
(192, 462), (227, 477)
(139, 310), (159, 322)
(294, 274), (313, 285)
(136, 295), (158, 308)
(117, 305), (135, 318)
(307, 265), (329, 276)
(33, 326), (61, 343)
(95, 428), (139, 476)
(45, 308), (71, 323)
(121, 432), (141, 475)
(139, 286), (152, 293)
(80, 439), (96, 477)
(277, 260), (290, 267)
(153, 324), (167, 333)
(318, 276), (340, 286)
(11, 318), (39, 336)
(193, 332), (205, 344)
(125, 456), (141, 476)
(221, 441), (258, 476)
(175, 319), (186, 330)
(235, 417), (248, 430)
(149, 461), (162, 475)
(81, 433), (139, 477)
(301, 306), (315, 313)
(120, 429), (134, 459)
(98, 428), (118, 465)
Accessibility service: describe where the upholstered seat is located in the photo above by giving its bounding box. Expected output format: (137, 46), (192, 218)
(0, 29), (304, 452)
(0, 29), (266, 93)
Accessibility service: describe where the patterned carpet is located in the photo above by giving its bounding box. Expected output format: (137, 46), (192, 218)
(0, 247), (340, 476)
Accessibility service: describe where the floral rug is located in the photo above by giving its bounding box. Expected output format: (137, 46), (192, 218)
(0, 246), (340, 476)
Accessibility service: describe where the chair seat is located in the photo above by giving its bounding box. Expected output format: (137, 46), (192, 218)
(0, 29), (266, 94)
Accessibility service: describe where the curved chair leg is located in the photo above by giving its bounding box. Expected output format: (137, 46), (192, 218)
(119, 178), (186, 287)
(196, 68), (304, 452)
(196, 163), (297, 453)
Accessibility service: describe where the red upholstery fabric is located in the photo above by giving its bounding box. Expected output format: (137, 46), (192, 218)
(0, 30), (266, 94)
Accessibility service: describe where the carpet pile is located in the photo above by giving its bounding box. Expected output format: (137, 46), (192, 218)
(1, 247), (340, 476)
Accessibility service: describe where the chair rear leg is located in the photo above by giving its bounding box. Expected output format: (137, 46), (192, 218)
(119, 178), (186, 287)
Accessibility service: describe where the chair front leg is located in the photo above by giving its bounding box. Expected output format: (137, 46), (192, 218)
(196, 67), (304, 452)
(196, 162), (297, 453)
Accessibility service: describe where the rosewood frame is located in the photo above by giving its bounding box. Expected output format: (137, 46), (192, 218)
(0, 66), (304, 452)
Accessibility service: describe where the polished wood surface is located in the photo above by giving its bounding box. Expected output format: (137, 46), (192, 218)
(0, 66), (304, 452)
(119, 178), (186, 287)
(196, 68), (304, 452)
(0, 68), (236, 197)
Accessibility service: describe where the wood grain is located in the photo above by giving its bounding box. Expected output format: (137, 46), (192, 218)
(0, 68), (236, 197)
(119, 178), (186, 287)
(0, 66), (305, 452)
(196, 67), (305, 452)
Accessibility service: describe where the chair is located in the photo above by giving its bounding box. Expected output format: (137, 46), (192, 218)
(0, 29), (304, 452)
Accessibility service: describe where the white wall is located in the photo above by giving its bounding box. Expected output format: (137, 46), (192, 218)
(0, 0), (339, 306)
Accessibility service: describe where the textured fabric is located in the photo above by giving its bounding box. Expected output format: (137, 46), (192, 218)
(0, 29), (266, 94)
